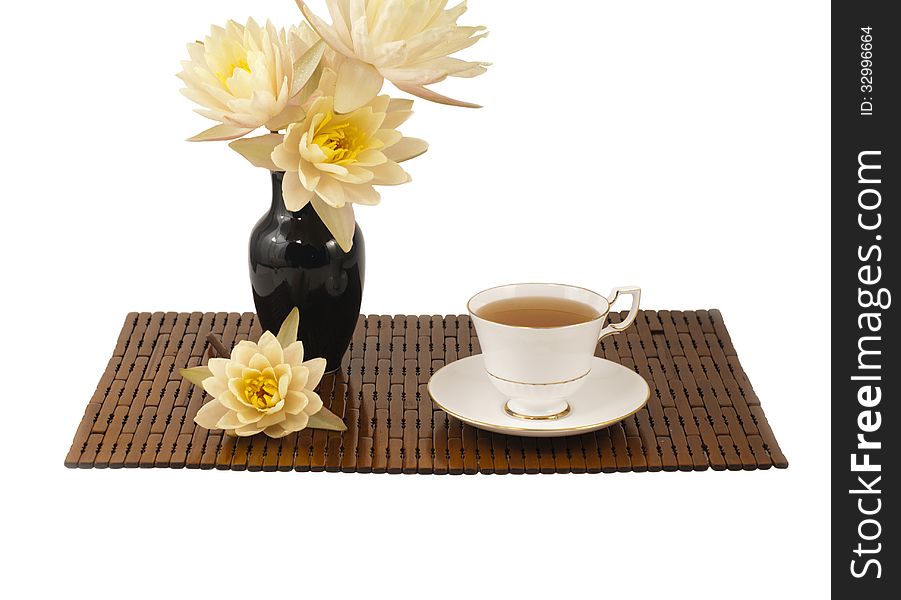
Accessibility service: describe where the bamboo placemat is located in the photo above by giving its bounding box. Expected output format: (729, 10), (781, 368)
(65, 310), (787, 473)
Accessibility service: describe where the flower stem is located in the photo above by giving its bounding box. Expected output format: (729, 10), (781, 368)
(206, 333), (231, 358)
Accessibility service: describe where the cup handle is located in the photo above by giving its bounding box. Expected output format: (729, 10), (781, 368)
(598, 286), (641, 341)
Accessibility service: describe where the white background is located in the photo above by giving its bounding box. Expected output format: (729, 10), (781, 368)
(1, 1), (829, 597)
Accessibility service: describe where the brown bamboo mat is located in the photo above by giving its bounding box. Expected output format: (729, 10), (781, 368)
(65, 310), (787, 473)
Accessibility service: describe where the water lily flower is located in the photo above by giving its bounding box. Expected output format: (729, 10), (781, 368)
(228, 66), (428, 251)
(181, 308), (346, 437)
(295, 0), (489, 110)
(178, 18), (326, 141)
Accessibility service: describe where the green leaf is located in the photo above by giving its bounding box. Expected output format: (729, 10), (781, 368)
(180, 366), (212, 387)
(277, 307), (300, 348)
(306, 407), (347, 431)
(291, 39), (326, 97)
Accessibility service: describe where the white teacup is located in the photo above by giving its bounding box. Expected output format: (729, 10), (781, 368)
(468, 283), (641, 420)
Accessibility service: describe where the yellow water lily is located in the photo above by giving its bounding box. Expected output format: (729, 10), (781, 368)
(296, 0), (489, 110)
(229, 67), (428, 251)
(178, 18), (325, 141)
(181, 309), (346, 437)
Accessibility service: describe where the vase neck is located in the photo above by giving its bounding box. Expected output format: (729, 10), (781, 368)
(269, 171), (316, 220)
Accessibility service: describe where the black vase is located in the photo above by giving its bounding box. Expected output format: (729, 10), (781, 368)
(249, 171), (365, 372)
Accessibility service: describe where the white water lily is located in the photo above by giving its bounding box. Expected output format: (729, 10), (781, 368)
(296, 0), (489, 110)
(229, 66), (428, 251)
(181, 308), (346, 437)
(178, 18), (326, 141)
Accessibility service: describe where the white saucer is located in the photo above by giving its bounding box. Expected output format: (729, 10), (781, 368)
(427, 355), (651, 437)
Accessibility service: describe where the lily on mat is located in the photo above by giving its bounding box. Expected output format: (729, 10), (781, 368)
(181, 308), (347, 438)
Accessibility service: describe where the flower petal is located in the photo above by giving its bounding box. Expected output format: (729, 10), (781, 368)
(249, 353), (271, 372)
(342, 183), (381, 206)
(297, 159), (322, 190)
(283, 341), (305, 366)
(180, 366), (212, 387)
(304, 390), (324, 416)
(207, 358), (229, 380)
(229, 134), (283, 170)
(285, 390), (310, 415)
(368, 161), (411, 186)
(387, 98), (414, 113)
(335, 58), (384, 113)
(256, 410), (287, 429)
(393, 81), (481, 108)
(421, 57), (490, 78)
(266, 398), (286, 415)
(353, 149), (388, 167)
(265, 104), (307, 133)
(382, 109), (414, 130)
(234, 423), (264, 437)
(202, 377), (228, 398)
(289, 21), (321, 55)
(306, 407), (347, 431)
(217, 410), (246, 429)
(180, 84), (225, 112)
(314, 176), (347, 208)
(282, 411), (310, 433)
(296, 1), (356, 57)
(272, 138), (300, 172)
(275, 363), (292, 380)
(304, 357), (328, 390)
(194, 400), (229, 430)
(241, 367), (262, 381)
(375, 128), (402, 148)
(263, 424), (293, 438)
(283, 171), (315, 211)
(327, 0), (355, 48)
(261, 338), (285, 367)
(278, 372), (291, 399)
(236, 406), (264, 424)
(228, 377), (246, 400)
(311, 197), (355, 252)
(276, 307), (300, 349)
(291, 39), (326, 97)
(382, 137), (428, 163)
(217, 390), (245, 412)
(232, 341), (259, 365)
(290, 365), (310, 391)
(367, 0), (406, 45)
(188, 123), (255, 142)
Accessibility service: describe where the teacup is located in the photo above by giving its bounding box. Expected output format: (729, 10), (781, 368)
(468, 283), (641, 419)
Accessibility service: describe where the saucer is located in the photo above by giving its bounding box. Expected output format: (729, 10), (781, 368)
(427, 355), (651, 437)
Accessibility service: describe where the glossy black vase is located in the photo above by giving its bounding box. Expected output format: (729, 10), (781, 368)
(249, 171), (365, 372)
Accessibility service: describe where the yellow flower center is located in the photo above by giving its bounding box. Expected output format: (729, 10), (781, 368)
(243, 373), (280, 410)
(313, 112), (369, 165)
(216, 58), (251, 86)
